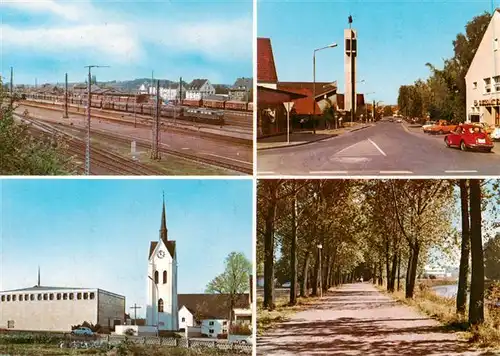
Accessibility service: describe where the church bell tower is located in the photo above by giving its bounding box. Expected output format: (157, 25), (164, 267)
(146, 196), (178, 331)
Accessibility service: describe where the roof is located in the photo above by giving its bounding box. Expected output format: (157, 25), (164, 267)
(1, 285), (90, 293)
(149, 200), (175, 259)
(278, 87), (321, 116)
(231, 77), (253, 91)
(188, 79), (209, 90)
(279, 82), (337, 98)
(178, 294), (250, 320)
(257, 85), (308, 106)
(257, 38), (278, 83)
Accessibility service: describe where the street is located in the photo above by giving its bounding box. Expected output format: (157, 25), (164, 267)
(257, 121), (500, 176)
(257, 283), (488, 356)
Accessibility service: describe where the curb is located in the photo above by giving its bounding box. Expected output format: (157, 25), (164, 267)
(257, 125), (369, 151)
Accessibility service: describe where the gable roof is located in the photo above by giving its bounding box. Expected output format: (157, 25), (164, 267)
(188, 79), (209, 90)
(279, 82), (337, 98)
(178, 294), (250, 320)
(231, 77), (253, 91)
(257, 38), (278, 83)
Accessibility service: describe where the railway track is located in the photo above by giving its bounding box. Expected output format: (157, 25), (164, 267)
(19, 100), (252, 146)
(14, 113), (166, 175)
(16, 112), (253, 175)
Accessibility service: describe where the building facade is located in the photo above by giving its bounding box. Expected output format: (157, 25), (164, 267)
(146, 199), (179, 331)
(185, 79), (216, 100)
(229, 77), (253, 101)
(466, 9), (500, 126)
(0, 286), (124, 332)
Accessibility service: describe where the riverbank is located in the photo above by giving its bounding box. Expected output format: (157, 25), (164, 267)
(376, 283), (500, 349)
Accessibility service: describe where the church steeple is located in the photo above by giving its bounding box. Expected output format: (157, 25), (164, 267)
(160, 192), (168, 243)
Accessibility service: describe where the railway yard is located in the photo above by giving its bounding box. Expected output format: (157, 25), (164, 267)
(15, 98), (253, 175)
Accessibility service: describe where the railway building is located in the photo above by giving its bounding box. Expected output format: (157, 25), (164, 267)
(185, 79), (216, 100)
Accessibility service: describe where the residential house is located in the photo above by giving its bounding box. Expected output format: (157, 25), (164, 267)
(185, 79), (215, 100)
(177, 293), (251, 338)
(230, 77), (253, 101)
(146, 83), (187, 102)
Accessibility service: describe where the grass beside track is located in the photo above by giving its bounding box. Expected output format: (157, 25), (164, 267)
(257, 294), (320, 336)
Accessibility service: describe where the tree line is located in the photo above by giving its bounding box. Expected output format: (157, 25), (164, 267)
(257, 179), (499, 328)
(397, 12), (491, 122)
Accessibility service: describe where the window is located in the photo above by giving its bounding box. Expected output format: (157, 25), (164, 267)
(69, 293), (74, 300)
(7, 320), (14, 329)
(495, 38), (499, 51)
(154, 271), (159, 284)
(163, 271), (167, 284)
(19, 295), (23, 302)
(37, 294), (41, 301)
(83, 293), (88, 300)
(209, 321), (214, 326)
(6, 295), (11, 302)
(223, 321), (228, 325)
(1, 296), (5, 302)
(43, 294), (48, 301)
(158, 298), (164, 313)
(485, 78), (492, 93)
(89, 292), (95, 300)
(24, 294), (28, 301)
(49, 294), (54, 301)
(473, 82), (478, 89)
(12, 295), (16, 302)
(57, 293), (61, 300)
(209, 329), (214, 334)
(63, 293), (68, 300)
(182, 317), (185, 322)
(77, 293), (82, 300)
(30, 294), (35, 301)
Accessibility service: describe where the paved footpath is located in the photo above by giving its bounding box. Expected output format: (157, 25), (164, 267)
(257, 283), (499, 356)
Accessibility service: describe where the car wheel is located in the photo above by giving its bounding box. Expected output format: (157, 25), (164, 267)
(460, 141), (467, 151)
(445, 137), (451, 147)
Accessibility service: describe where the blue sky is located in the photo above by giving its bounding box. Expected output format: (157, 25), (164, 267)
(0, 179), (253, 317)
(258, 0), (496, 104)
(1, 0), (252, 86)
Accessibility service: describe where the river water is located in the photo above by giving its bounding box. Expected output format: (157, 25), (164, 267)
(431, 284), (459, 298)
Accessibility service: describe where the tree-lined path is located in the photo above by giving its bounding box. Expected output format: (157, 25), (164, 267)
(258, 283), (493, 356)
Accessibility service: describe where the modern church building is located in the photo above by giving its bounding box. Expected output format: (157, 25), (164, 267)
(0, 280), (125, 332)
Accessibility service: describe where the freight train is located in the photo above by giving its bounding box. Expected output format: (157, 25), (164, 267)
(183, 98), (253, 112)
(24, 93), (225, 125)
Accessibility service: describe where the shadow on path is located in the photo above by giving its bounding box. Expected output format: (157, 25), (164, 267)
(257, 283), (493, 355)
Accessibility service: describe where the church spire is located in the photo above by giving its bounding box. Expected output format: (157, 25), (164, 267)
(160, 192), (168, 243)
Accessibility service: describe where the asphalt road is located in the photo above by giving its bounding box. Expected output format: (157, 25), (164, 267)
(258, 121), (500, 176)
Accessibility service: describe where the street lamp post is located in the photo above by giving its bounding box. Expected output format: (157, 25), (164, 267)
(313, 43), (337, 134)
(84, 65), (109, 175)
(147, 275), (160, 337)
(317, 244), (323, 297)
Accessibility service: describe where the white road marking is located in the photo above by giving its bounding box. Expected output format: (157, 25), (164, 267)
(335, 142), (362, 155)
(445, 170), (478, 173)
(379, 171), (413, 174)
(368, 138), (387, 156)
(208, 153), (251, 165)
(309, 171), (349, 174)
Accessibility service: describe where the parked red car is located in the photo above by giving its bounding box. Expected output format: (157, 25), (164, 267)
(444, 124), (494, 152)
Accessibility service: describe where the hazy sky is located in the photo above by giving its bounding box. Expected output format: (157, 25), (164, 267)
(1, 0), (252, 85)
(258, 0), (496, 104)
(0, 179), (253, 317)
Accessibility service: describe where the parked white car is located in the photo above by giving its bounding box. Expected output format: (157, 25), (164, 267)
(491, 127), (500, 141)
(228, 334), (252, 344)
(71, 327), (94, 336)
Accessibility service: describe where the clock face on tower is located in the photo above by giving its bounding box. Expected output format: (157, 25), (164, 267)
(157, 250), (165, 259)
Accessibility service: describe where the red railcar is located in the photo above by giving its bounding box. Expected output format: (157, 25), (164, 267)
(225, 101), (247, 111)
(183, 99), (202, 107)
(203, 99), (225, 109)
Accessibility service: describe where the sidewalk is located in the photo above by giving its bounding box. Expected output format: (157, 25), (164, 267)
(257, 125), (370, 150)
(257, 283), (494, 356)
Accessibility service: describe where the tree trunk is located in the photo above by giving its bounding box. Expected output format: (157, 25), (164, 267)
(389, 250), (398, 293)
(377, 263), (383, 286)
(289, 189), (298, 306)
(469, 179), (484, 325)
(397, 252), (401, 292)
(405, 245), (413, 297)
(385, 237), (391, 290)
(324, 255), (332, 291)
(372, 263), (377, 284)
(312, 248), (320, 296)
(457, 179), (470, 315)
(263, 197), (278, 310)
(300, 251), (311, 298)
(406, 242), (420, 299)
